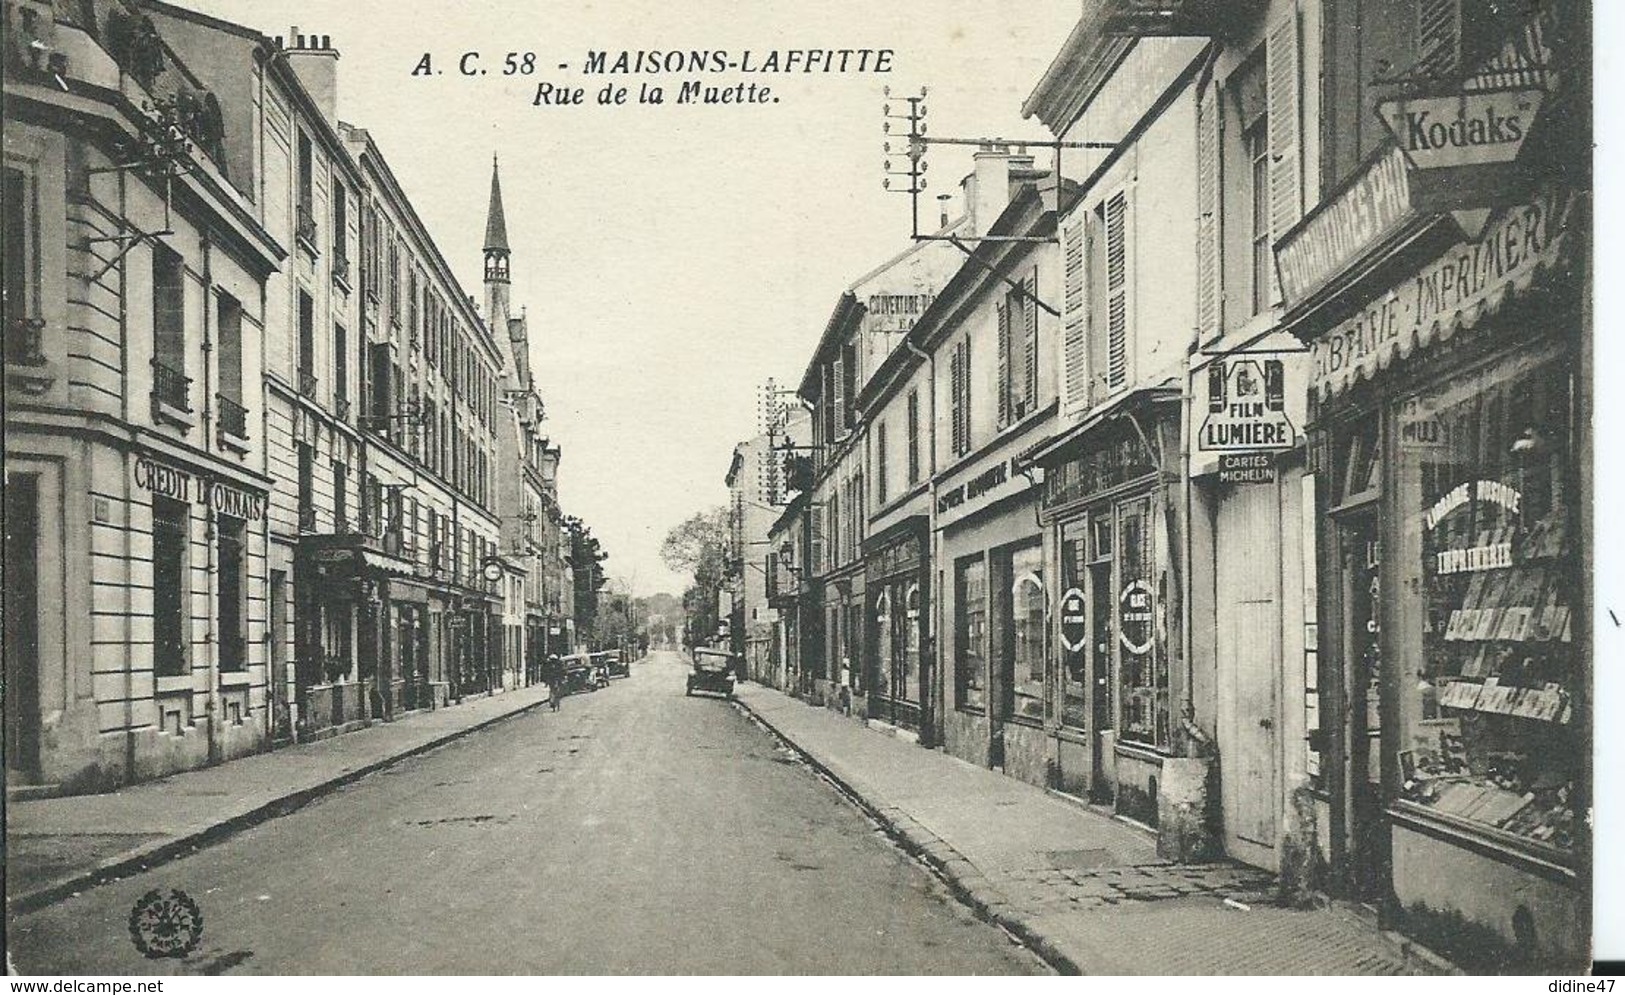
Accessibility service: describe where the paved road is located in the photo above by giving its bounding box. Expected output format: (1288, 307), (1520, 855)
(7, 652), (1047, 975)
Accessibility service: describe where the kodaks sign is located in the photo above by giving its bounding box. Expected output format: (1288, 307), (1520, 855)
(134, 456), (267, 521)
(1379, 88), (1543, 171)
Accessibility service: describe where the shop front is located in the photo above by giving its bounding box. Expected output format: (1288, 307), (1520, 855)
(1284, 171), (1588, 965)
(296, 533), (417, 733)
(938, 441), (1048, 783)
(1025, 389), (1184, 825)
(862, 515), (930, 741)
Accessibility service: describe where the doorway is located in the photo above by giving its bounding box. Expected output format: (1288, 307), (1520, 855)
(5, 474), (42, 780)
(1337, 509), (1390, 904)
(1087, 515), (1115, 803)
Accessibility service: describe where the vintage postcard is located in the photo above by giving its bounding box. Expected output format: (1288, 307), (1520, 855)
(1, 0), (1606, 979)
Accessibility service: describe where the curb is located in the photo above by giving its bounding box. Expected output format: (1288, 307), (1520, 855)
(732, 692), (1085, 976)
(7, 690), (554, 917)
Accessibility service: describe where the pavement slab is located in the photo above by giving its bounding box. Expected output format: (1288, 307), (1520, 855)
(734, 680), (1429, 976)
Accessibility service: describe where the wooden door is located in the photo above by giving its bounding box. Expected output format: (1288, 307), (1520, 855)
(1217, 481), (1283, 859)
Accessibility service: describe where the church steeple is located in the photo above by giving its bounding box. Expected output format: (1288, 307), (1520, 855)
(484, 154), (510, 285)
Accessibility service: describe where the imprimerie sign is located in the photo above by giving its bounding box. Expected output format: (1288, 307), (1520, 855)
(1275, 147), (1414, 306)
(134, 455), (267, 521)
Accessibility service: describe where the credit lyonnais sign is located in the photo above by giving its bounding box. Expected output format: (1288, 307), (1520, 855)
(134, 455), (267, 521)
(1309, 188), (1571, 400)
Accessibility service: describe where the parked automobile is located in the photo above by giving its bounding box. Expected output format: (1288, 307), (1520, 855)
(685, 648), (736, 698)
(598, 650), (630, 679)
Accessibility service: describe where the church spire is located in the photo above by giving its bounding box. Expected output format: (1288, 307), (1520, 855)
(484, 154), (510, 253)
(483, 154), (511, 288)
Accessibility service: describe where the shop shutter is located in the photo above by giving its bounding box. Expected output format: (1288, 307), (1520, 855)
(1061, 211), (1088, 416)
(1022, 271), (1039, 414)
(1105, 191), (1129, 391)
(1195, 82), (1222, 342)
(996, 298), (1010, 428)
(1267, 6), (1303, 299)
(1417, 0), (1460, 79)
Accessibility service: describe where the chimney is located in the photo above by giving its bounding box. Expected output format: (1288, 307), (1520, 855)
(961, 144), (1014, 238)
(277, 27), (340, 127)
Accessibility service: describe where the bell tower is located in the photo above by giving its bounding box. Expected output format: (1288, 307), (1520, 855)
(483, 154), (511, 324)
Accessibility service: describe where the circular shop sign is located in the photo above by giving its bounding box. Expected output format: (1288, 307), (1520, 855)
(1119, 579), (1153, 657)
(1058, 587), (1088, 654)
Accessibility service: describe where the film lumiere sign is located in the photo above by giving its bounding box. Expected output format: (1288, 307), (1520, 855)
(134, 455), (267, 522)
(1193, 357), (1302, 484)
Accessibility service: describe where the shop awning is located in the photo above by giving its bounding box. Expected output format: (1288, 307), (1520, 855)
(1017, 382), (1181, 468)
(358, 548), (417, 578)
(1305, 186), (1580, 403)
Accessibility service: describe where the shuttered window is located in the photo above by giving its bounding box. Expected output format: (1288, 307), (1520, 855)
(1105, 192), (1129, 392)
(810, 496), (823, 572)
(830, 356), (845, 438)
(841, 342), (857, 430)
(875, 420), (888, 505)
(1195, 85), (1221, 342)
(905, 389), (920, 485)
(996, 298), (1010, 428)
(1061, 212), (1089, 413)
(950, 337), (972, 457)
(1266, 8), (1302, 297)
(1021, 271), (1038, 414)
(1417, 0), (1460, 79)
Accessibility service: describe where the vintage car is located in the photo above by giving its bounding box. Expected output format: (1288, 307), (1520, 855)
(685, 648), (737, 698)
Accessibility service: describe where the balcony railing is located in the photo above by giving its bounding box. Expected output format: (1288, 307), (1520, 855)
(333, 394), (351, 423)
(298, 506), (318, 533)
(216, 393), (248, 437)
(298, 369), (319, 398)
(151, 358), (192, 411)
(5, 316), (47, 366)
(295, 204), (319, 251)
(331, 252), (350, 285)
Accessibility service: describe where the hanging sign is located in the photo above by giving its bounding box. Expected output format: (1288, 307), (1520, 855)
(1276, 147), (1415, 307)
(1198, 359), (1296, 452)
(1378, 89), (1544, 173)
(1218, 453), (1276, 484)
(1058, 587), (1087, 654)
(1119, 579), (1153, 656)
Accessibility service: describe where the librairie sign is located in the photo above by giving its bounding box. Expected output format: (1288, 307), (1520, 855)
(1310, 187), (1570, 400)
(1378, 88), (1544, 172)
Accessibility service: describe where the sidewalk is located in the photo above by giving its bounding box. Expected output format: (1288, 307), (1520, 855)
(735, 682), (1450, 976)
(5, 683), (553, 914)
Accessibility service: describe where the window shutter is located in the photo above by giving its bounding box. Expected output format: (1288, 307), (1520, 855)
(1061, 212), (1088, 415)
(876, 421), (888, 505)
(906, 389), (920, 484)
(1417, 0), (1460, 79)
(1267, 8), (1302, 281)
(1022, 272), (1039, 411)
(1196, 82), (1221, 342)
(960, 338), (972, 453)
(832, 356), (846, 436)
(995, 298), (1010, 429)
(1105, 192), (1129, 391)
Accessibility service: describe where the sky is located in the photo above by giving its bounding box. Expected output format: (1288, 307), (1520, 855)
(185, 0), (1080, 596)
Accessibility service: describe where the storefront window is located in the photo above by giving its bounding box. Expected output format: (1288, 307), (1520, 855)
(1394, 345), (1577, 857)
(902, 584), (921, 701)
(1117, 497), (1169, 747)
(1058, 521), (1090, 728)
(873, 588), (893, 698)
(997, 542), (1046, 722)
(955, 556), (986, 712)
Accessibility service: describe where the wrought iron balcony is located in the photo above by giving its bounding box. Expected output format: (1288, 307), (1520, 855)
(216, 393), (248, 437)
(298, 506), (318, 534)
(295, 204), (319, 251)
(151, 358), (192, 411)
(333, 394), (351, 423)
(298, 369), (319, 398)
(5, 316), (47, 366)
(331, 252), (350, 285)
